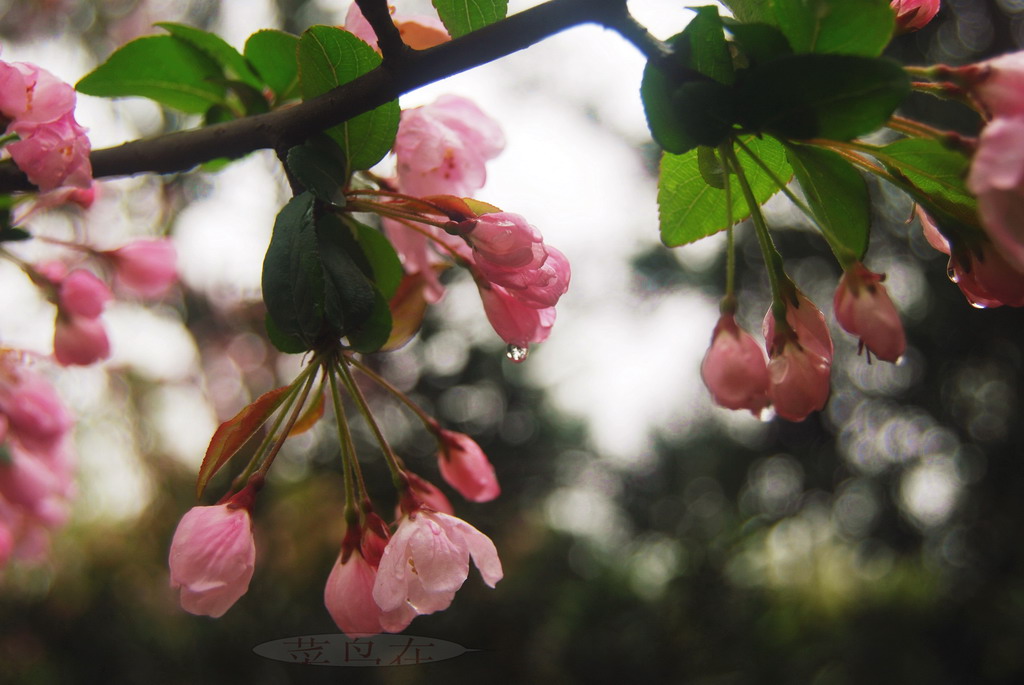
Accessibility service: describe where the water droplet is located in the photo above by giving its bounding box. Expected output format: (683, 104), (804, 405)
(946, 266), (959, 283)
(505, 344), (529, 363)
(968, 298), (989, 310)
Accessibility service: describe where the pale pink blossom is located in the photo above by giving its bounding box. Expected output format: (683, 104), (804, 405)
(344, 3), (449, 51)
(372, 510), (502, 631)
(394, 95), (504, 198)
(833, 263), (906, 362)
(58, 269), (111, 319)
(0, 61), (75, 124)
(700, 313), (770, 414)
(168, 501), (256, 618)
(436, 429), (500, 503)
(890, 0), (940, 34)
(477, 283), (556, 347)
(966, 116), (1024, 272)
(53, 315), (109, 367)
(7, 111), (92, 191)
(105, 239), (178, 298)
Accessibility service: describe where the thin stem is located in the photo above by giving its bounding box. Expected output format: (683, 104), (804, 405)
(327, 364), (361, 516)
(348, 356), (439, 434)
(722, 143), (787, 315)
(335, 356), (406, 486)
(252, 365), (319, 480)
(887, 115), (947, 139)
(719, 145), (736, 303)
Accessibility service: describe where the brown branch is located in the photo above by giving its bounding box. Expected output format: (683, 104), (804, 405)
(0, 0), (635, 194)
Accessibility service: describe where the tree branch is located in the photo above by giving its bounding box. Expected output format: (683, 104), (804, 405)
(0, 0), (636, 194)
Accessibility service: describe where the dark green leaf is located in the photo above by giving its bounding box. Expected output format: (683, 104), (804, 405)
(245, 29), (300, 102)
(723, 20), (793, 67)
(659, 135), (792, 246)
(346, 289), (393, 353)
(156, 22), (263, 89)
(698, 146), (728, 189)
(350, 220), (403, 299)
(773, 0), (895, 57)
(316, 212), (377, 337)
(265, 313), (309, 354)
(737, 54), (909, 141)
(685, 6), (734, 85)
(873, 138), (979, 229)
(786, 143), (870, 259)
(76, 35), (226, 113)
(261, 192), (323, 347)
(286, 138), (349, 206)
(297, 26), (400, 171)
(719, 0), (778, 25)
(431, 0), (508, 39)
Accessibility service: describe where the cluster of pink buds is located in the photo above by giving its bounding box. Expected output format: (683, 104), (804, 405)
(0, 56), (91, 192)
(166, 351), (503, 635)
(703, 271), (905, 422)
(890, 0), (941, 34)
(0, 351), (75, 568)
(23, 238), (178, 367)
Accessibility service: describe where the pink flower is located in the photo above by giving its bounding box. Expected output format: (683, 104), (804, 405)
(833, 262), (906, 362)
(105, 239), (178, 298)
(324, 517), (404, 637)
(966, 52), (1024, 119)
(0, 375), (72, 455)
(0, 518), (12, 567)
(763, 293), (833, 421)
(344, 3), (449, 51)
(58, 269), (111, 319)
(700, 313), (770, 414)
(966, 116), (1024, 272)
(7, 111), (92, 191)
(372, 509), (502, 631)
(436, 429), (500, 502)
(168, 500), (256, 618)
(890, 0), (940, 34)
(394, 95), (504, 198)
(0, 61), (75, 124)
(477, 283), (556, 347)
(402, 471), (454, 515)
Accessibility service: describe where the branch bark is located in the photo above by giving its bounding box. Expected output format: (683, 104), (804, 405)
(0, 0), (635, 194)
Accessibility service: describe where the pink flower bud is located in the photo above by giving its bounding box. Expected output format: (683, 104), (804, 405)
(0, 519), (12, 567)
(7, 111), (92, 192)
(964, 52), (1024, 119)
(477, 283), (556, 347)
(437, 429), (500, 503)
(0, 376), (72, 455)
(700, 313), (770, 414)
(890, 0), (940, 34)
(106, 239), (178, 298)
(324, 523), (403, 637)
(464, 212), (546, 272)
(58, 269), (111, 319)
(168, 502), (256, 618)
(394, 95), (504, 198)
(766, 342), (832, 422)
(402, 471), (454, 515)
(53, 315), (110, 367)
(833, 262), (906, 362)
(967, 116), (1024, 272)
(763, 290), (834, 365)
(372, 510), (502, 630)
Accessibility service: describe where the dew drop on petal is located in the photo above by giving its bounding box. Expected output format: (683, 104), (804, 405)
(946, 266), (959, 283)
(505, 344), (529, 363)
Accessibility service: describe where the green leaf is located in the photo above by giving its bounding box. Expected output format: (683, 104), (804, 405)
(297, 26), (400, 171)
(196, 385), (289, 497)
(286, 137), (349, 206)
(640, 11), (737, 155)
(737, 53), (910, 141)
(351, 220), (403, 299)
(872, 138), (979, 229)
(346, 289), (393, 353)
(261, 192), (323, 347)
(659, 135), (792, 246)
(431, 0), (508, 39)
(719, 0), (778, 25)
(76, 35), (227, 113)
(156, 22), (263, 89)
(265, 313), (309, 354)
(698, 146), (728, 189)
(722, 20), (793, 67)
(245, 29), (300, 102)
(316, 212), (378, 337)
(773, 0), (895, 57)
(786, 143), (870, 260)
